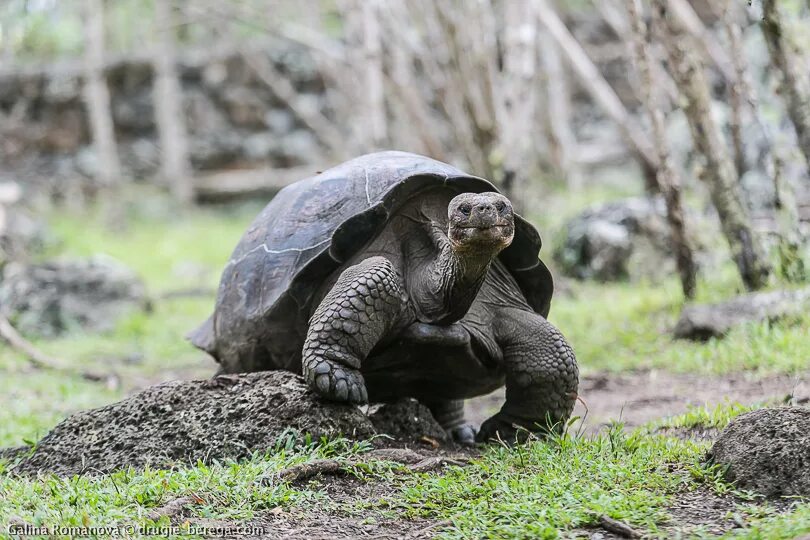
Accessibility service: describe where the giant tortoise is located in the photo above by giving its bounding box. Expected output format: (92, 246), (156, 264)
(190, 151), (578, 443)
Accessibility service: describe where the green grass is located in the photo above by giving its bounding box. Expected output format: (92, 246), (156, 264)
(648, 401), (762, 432)
(397, 428), (703, 539)
(550, 276), (810, 376)
(0, 437), (372, 536)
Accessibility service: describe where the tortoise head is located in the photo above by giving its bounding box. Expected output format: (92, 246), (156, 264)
(447, 192), (515, 255)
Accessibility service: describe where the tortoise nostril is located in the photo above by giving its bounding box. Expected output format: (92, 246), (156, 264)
(477, 204), (493, 212)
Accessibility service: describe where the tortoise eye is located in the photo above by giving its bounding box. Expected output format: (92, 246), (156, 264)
(459, 204), (472, 215)
(495, 201), (506, 213)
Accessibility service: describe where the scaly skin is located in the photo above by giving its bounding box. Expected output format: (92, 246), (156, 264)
(302, 256), (412, 404)
(477, 308), (578, 443)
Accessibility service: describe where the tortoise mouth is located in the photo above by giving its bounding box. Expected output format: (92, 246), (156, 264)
(455, 224), (510, 230)
(449, 223), (515, 253)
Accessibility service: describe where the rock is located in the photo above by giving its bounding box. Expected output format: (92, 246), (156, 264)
(0, 182), (22, 205)
(554, 197), (691, 282)
(0, 206), (50, 269)
(111, 89), (155, 133)
(274, 129), (320, 166)
(189, 132), (243, 170)
(120, 138), (159, 178)
(674, 286), (810, 340)
(221, 86), (268, 128)
(0, 256), (148, 338)
(12, 372), (376, 476)
(708, 407), (810, 498)
(369, 399), (448, 443)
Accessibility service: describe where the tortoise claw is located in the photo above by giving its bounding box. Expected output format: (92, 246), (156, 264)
(304, 357), (368, 405)
(475, 412), (542, 445)
(448, 423), (477, 445)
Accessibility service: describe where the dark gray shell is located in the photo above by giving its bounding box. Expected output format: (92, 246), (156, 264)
(190, 151), (553, 368)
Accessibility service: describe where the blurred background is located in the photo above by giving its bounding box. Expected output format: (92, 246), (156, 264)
(0, 0), (808, 446)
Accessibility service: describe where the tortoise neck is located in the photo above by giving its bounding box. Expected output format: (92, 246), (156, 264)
(430, 244), (494, 324)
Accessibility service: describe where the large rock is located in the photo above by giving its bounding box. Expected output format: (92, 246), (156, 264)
(674, 287), (810, 340)
(0, 256), (148, 338)
(708, 407), (810, 498)
(12, 372), (377, 476)
(554, 197), (698, 282)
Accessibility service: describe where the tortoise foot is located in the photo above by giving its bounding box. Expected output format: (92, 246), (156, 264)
(448, 423), (477, 445)
(303, 356), (368, 405)
(476, 412), (535, 445)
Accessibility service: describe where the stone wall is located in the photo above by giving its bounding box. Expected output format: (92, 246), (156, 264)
(0, 40), (328, 194)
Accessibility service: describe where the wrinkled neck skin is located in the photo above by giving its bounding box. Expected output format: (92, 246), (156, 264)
(414, 231), (496, 325)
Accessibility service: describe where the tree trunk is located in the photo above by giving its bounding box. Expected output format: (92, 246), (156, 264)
(720, 1), (748, 177)
(153, 0), (193, 204)
(760, 0), (810, 172)
(362, 0), (387, 148)
(82, 0), (121, 188)
(498, 0), (540, 206)
(625, 0), (697, 299)
(653, 0), (771, 291)
(667, 0), (734, 81)
(534, 0), (658, 175)
(538, 27), (581, 189)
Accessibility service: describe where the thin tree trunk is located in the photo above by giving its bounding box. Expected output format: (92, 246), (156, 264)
(625, 0), (697, 299)
(595, 0), (679, 104)
(534, 0), (658, 174)
(761, 0), (810, 172)
(362, 0), (387, 148)
(538, 28), (581, 189)
(653, 0), (771, 291)
(772, 156), (807, 281)
(153, 0), (193, 203)
(720, 1), (748, 176)
(498, 0), (539, 205)
(667, 0), (734, 81)
(83, 0), (121, 187)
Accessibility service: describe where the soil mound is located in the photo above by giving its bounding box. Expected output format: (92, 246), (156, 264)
(13, 372), (378, 476)
(708, 407), (810, 498)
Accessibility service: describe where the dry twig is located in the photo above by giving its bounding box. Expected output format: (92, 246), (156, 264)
(598, 515), (643, 538)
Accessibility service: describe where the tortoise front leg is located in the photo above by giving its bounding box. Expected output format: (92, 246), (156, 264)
(477, 308), (578, 443)
(302, 256), (412, 404)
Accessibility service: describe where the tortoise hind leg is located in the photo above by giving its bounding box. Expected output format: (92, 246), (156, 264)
(302, 256), (412, 404)
(424, 399), (476, 444)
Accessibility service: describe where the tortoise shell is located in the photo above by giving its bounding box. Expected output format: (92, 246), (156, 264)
(190, 151), (553, 369)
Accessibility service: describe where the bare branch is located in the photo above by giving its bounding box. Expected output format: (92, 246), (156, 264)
(534, 0), (658, 172)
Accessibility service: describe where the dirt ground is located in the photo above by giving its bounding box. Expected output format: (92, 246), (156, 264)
(466, 370), (810, 434)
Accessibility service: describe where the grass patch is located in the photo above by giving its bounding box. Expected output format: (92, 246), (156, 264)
(647, 401), (762, 433)
(551, 277), (810, 375)
(718, 503), (810, 539)
(0, 437), (372, 532)
(394, 428), (705, 539)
